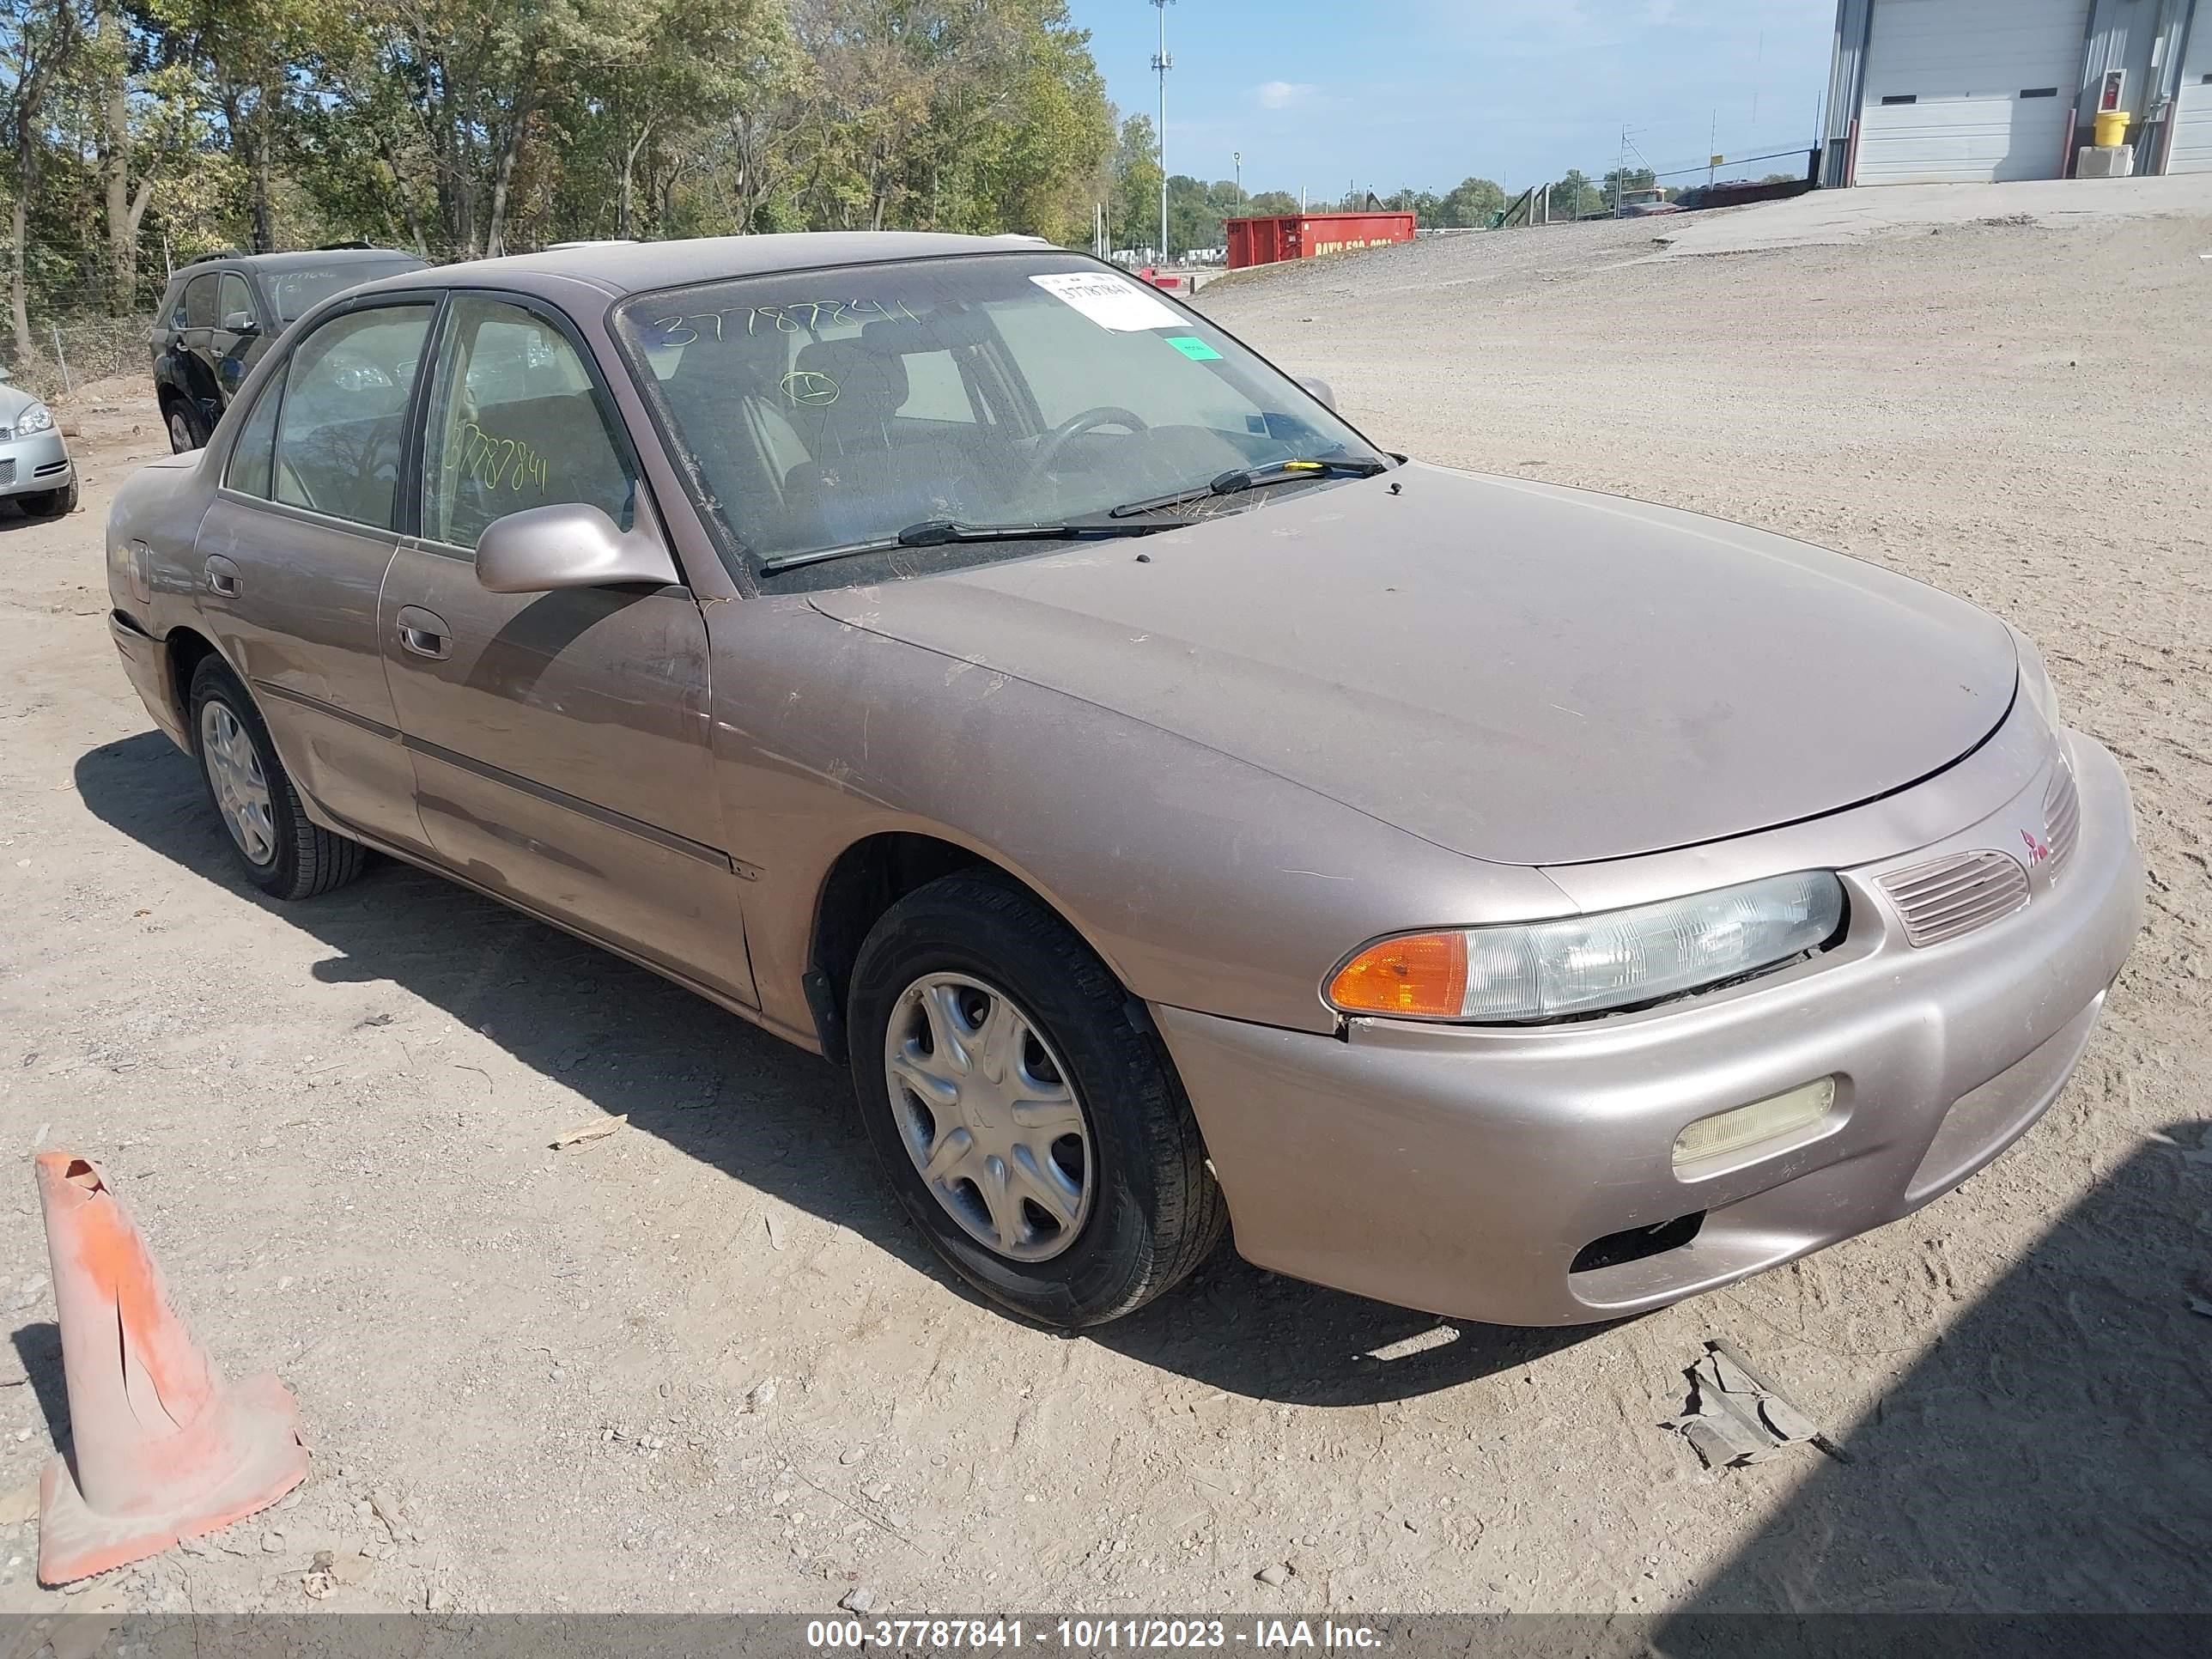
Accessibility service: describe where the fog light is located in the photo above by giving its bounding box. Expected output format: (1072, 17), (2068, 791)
(1673, 1079), (1837, 1169)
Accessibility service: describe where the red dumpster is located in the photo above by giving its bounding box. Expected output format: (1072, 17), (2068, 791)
(1224, 211), (1417, 270)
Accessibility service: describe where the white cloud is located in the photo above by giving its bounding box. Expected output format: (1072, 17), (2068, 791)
(1254, 81), (1317, 110)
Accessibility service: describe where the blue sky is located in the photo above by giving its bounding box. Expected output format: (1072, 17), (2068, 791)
(1066, 1), (1838, 196)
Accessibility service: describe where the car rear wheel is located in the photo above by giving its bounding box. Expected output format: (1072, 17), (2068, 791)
(847, 870), (1226, 1328)
(188, 657), (366, 900)
(15, 479), (76, 516)
(166, 402), (207, 453)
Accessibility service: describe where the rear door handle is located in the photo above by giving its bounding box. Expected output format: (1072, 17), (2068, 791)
(395, 605), (451, 661)
(204, 555), (240, 598)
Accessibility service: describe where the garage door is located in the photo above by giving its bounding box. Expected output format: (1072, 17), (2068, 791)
(2171, 19), (2212, 174)
(1856, 0), (2091, 185)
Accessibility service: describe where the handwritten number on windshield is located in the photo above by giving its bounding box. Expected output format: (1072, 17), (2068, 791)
(647, 297), (922, 347)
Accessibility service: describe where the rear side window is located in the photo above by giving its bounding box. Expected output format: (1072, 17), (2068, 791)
(419, 295), (635, 551)
(224, 376), (283, 499)
(183, 274), (220, 329)
(271, 304), (434, 530)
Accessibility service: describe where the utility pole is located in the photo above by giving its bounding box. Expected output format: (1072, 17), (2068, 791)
(1152, 0), (1175, 263)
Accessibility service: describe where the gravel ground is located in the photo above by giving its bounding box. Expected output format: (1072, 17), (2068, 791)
(2, 197), (2209, 1622)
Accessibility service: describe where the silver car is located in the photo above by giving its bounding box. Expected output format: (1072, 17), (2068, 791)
(0, 368), (76, 517)
(103, 234), (2144, 1328)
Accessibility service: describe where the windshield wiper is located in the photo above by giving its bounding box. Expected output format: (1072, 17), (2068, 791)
(760, 518), (1190, 574)
(1108, 455), (1390, 520)
(896, 519), (1191, 548)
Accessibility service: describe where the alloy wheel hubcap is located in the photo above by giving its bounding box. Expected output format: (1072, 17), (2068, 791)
(883, 973), (1094, 1262)
(201, 702), (276, 866)
(168, 411), (192, 451)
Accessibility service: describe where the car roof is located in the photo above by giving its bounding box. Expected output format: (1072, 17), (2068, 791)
(243, 248), (426, 272)
(346, 232), (1059, 302)
(170, 248), (423, 282)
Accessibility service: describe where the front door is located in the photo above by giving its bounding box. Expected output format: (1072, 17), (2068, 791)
(195, 300), (434, 850)
(207, 270), (263, 414)
(379, 292), (755, 1006)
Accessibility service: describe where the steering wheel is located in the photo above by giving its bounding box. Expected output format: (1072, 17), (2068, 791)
(1022, 404), (1151, 489)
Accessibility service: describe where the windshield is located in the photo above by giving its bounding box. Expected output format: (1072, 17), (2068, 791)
(266, 259), (425, 325)
(611, 252), (1385, 576)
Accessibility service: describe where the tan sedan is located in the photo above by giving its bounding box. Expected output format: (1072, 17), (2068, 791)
(104, 234), (2142, 1328)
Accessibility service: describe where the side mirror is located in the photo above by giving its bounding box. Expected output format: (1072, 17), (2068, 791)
(222, 311), (259, 334)
(1298, 376), (1337, 411)
(475, 502), (680, 595)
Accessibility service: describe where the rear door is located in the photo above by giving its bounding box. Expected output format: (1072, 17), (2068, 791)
(378, 291), (754, 1005)
(177, 272), (223, 428)
(194, 300), (434, 849)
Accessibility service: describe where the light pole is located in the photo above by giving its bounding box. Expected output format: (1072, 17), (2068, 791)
(1233, 149), (1243, 210)
(1152, 0), (1174, 262)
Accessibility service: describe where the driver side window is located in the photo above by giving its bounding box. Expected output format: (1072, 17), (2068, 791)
(271, 304), (433, 530)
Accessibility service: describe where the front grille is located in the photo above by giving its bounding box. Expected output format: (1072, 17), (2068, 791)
(1881, 850), (2028, 948)
(0, 459), (14, 485)
(2044, 763), (2081, 881)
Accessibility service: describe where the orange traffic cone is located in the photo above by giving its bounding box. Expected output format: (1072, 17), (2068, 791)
(33, 1152), (307, 1584)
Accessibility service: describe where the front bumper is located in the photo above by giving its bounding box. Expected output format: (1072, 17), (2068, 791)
(0, 428), (74, 497)
(1158, 732), (2144, 1327)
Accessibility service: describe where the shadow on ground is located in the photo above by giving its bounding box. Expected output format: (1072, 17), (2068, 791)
(9, 1323), (66, 1463)
(1656, 1121), (2212, 1648)
(73, 728), (1596, 1407)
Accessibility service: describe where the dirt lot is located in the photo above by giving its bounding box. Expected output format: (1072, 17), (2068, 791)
(2, 195), (2209, 1622)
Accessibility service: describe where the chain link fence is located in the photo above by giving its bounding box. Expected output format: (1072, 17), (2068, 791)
(5, 314), (155, 404)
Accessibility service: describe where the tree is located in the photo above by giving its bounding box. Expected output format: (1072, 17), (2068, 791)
(2, 0), (83, 354)
(1438, 175), (1504, 228)
(0, 0), (1119, 325)
(1244, 188), (1296, 216)
(1547, 168), (1604, 220)
(1109, 111), (1159, 252)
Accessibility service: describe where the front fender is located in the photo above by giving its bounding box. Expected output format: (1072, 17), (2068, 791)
(706, 599), (1571, 1038)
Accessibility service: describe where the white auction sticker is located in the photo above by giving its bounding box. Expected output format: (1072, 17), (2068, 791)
(1030, 271), (1184, 331)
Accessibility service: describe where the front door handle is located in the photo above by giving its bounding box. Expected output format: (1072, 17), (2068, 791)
(395, 605), (451, 661)
(204, 555), (240, 598)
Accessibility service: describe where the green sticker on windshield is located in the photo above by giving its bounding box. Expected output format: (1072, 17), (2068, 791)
(1164, 335), (1223, 361)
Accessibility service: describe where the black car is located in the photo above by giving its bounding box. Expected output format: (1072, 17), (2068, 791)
(150, 246), (427, 453)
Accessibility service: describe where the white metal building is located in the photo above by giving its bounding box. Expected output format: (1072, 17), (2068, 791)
(1823, 0), (2211, 185)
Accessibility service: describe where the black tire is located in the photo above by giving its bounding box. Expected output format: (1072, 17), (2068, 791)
(847, 870), (1227, 1328)
(166, 399), (208, 453)
(188, 656), (366, 900)
(15, 478), (77, 516)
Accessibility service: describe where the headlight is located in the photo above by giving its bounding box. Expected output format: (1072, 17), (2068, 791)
(2008, 624), (2063, 735)
(1326, 871), (1846, 1024)
(10, 401), (52, 436)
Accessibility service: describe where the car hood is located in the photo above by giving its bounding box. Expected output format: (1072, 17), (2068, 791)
(0, 381), (38, 421)
(810, 464), (2018, 866)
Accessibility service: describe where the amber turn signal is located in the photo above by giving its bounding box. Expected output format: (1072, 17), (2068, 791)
(1327, 932), (1469, 1018)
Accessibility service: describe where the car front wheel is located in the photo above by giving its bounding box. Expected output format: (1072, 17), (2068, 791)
(847, 870), (1227, 1328)
(15, 479), (76, 517)
(189, 657), (365, 900)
